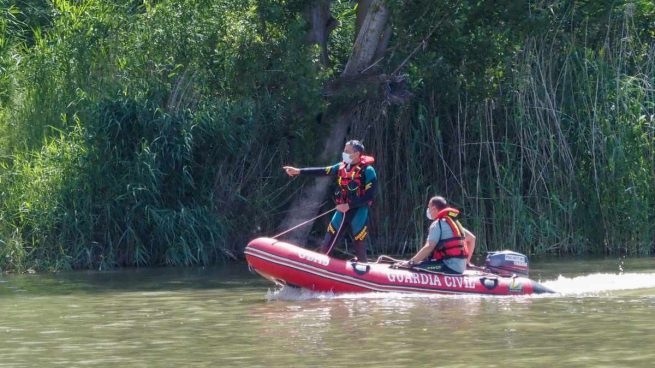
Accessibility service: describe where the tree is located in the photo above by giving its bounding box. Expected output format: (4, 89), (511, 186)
(278, 0), (405, 245)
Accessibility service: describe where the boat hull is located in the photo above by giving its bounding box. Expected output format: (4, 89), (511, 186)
(245, 237), (554, 295)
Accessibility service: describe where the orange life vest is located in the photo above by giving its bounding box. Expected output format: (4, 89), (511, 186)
(335, 155), (375, 205)
(431, 207), (468, 261)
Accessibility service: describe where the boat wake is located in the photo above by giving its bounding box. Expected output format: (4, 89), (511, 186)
(541, 272), (655, 296)
(266, 272), (655, 300)
(266, 286), (333, 301)
(266, 286), (415, 301)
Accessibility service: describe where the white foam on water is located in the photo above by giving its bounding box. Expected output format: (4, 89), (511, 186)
(266, 286), (335, 301)
(266, 285), (464, 301)
(265, 272), (655, 300)
(266, 285), (524, 301)
(541, 272), (655, 296)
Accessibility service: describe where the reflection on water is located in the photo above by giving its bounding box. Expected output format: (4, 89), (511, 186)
(0, 258), (654, 367)
(256, 283), (655, 367)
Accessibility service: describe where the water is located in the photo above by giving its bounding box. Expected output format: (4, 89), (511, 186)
(1, 258), (654, 367)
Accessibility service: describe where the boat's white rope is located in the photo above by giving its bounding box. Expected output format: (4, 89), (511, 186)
(271, 208), (337, 239)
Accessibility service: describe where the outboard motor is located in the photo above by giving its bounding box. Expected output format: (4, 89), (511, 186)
(484, 250), (529, 277)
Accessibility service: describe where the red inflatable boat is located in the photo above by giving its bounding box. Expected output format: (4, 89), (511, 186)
(245, 237), (555, 295)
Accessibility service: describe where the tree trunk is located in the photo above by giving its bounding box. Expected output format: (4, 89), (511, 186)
(373, 25), (392, 64)
(276, 108), (351, 244)
(278, 0), (391, 245)
(304, 0), (338, 66)
(343, 0), (389, 76)
(355, 0), (373, 35)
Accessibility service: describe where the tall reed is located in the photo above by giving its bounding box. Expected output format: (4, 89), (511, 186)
(367, 6), (654, 257)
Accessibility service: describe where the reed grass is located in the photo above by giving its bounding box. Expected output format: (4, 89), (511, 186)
(367, 5), (654, 257)
(1, 1), (653, 271)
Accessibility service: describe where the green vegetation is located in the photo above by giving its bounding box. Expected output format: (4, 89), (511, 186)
(0, 0), (322, 271)
(379, 1), (655, 257)
(1, 0), (653, 271)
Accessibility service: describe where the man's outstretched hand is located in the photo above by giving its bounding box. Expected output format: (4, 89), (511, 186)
(282, 166), (300, 177)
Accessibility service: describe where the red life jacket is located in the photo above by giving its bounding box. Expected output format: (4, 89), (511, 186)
(431, 207), (468, 261)
(335, 155), (375, 205)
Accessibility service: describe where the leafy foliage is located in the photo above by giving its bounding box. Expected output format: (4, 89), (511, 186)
(1, 0), (654, 271)
(1, 0), (322, 270)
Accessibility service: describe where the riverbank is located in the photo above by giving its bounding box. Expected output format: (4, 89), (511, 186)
(1, 1), (653, 272)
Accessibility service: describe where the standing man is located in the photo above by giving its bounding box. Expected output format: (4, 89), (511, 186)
(283, 140), (377, 262)
(398, 196), (476, 274)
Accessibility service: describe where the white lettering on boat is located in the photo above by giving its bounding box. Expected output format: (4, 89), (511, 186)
(386, 272), (476, 289)
(298, 252), (330, 266)
(444, 275), (476, 289)
(387, 272), (442, 286)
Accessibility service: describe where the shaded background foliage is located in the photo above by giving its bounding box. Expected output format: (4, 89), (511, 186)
(0, 0), (653, 271)
(370, 0), (655, 258)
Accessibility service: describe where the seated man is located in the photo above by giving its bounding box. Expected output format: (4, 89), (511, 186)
(398, 196), (476, 274)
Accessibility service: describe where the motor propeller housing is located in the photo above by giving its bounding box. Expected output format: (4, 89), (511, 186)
(484, 250), (529, 277)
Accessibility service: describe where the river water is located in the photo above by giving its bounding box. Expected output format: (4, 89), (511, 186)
(1, 257), (654, 367)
